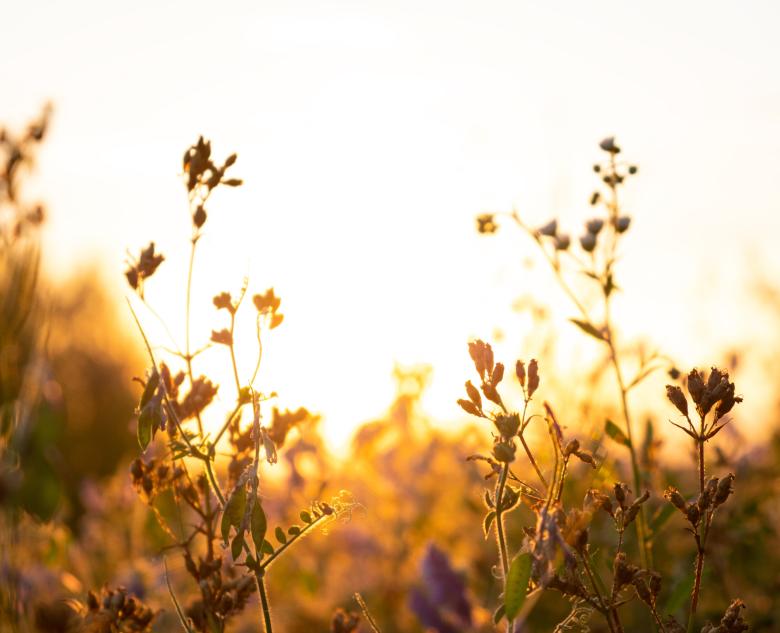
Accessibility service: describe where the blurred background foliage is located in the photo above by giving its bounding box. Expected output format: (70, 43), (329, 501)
(1, 109), (779, 633)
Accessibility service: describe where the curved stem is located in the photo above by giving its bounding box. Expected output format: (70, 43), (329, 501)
(255, 572), (273, 633)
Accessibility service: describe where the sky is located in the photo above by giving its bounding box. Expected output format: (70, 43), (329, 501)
(3, 1), (779, 448)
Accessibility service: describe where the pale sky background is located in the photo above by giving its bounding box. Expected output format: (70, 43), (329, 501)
(3, 1), (779, 448)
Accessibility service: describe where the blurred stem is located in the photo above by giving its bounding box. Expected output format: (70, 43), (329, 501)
(580, 552), (619, 633)
(185, 236), (205, 437)
(495, 462), (513, 629)
(687, 433), (708, 631)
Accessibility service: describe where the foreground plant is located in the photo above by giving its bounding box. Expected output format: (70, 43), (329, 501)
(126, 137), (355, 632)
(463, 139), (749, 632)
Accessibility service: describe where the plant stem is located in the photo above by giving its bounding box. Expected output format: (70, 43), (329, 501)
(580, 552), (619, 633)
(687, 434), (707, 632)
(184, 236), (205, 436)
(254, 571), (273, 633)
(495, 462), (512, 630)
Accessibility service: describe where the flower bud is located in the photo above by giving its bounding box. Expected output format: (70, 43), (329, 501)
(585, 218), (604, 235)
(554, 233), (570, 250)
(599, 137), (620, 154)
(665, 385), (688, 416)
(615, 216), (631, 233)
(537, 219), (557, 237)
(492, 442), (516, 463)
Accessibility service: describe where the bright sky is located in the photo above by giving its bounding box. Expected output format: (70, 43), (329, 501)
(3, 1), (779, 448)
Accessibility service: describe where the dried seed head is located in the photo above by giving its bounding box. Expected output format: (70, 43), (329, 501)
(579, 232), (597, 252)
(687, 369), (705, 405)
(492, 441), (516, 463)
(554, 233), (570, 250)
(615, 216), (631, 233)
(491, 362), (504, 386)
(599, 137), (620, 154)
(465, 381), (481, 409)
(686, 504), (701, 527)
(613, 482), (629, 509)
(585, 218), (604, 235)
(613, 552), (637, 589)
(515, 360), (526, 388)
(666, 385), (688, 416)
(495, 413), (520, 440)
(481, 383), (502, 407)
(193, 205), (207, 228)
(527, 359), (540, 397)
(563, 438), (580, 457)
(713, 473), (735, 507)
(537, 219), (558, 237)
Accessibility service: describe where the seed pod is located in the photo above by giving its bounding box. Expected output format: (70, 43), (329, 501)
(515, 360), (526, 388)
(537, 219), (558, 237)
(481, 383), (502, 407)
(688, 369), (705, 404)
(580, 232), (597, 252)
(563, 438), (580, 457)
(713, 473), (735, 507)
(555, 234), (570, 250)
(664, 486), (687, 513)
(614, 482), (628, 509)
(585, 218), (604, 234)
(491, 362), (504, 386)
(465, 380), (482, 409)
(527, 359), (540, 397)
(495, 413), (520, 439)
(599, 137), (620, 153)
(665, 385), (688, 416)
(492, 442), (516, 463)
(686, 504), (701, 527)
(615, 216), (631, 233)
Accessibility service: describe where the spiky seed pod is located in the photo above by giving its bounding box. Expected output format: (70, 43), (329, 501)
(664, 486), (687, 513)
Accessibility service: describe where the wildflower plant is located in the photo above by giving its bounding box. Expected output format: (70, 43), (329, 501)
(125, 137), (355, 633)
(464, 139), (749, 632)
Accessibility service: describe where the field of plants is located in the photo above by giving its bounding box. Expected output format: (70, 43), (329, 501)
(2, 104), (779, 633)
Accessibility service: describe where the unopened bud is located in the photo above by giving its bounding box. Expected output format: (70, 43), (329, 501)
(580, 232), (597, 252)
(615, 216), (631, 233)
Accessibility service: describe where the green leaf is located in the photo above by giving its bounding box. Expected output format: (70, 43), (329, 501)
(605, 419), (630, 447)
(260, 540), (275, 555)
(569, 318), (604, 341)
(137, 405), (156, 451)
(139, 370), (159, 409)
(231, 534), (244, 560)
(483, 511), (496, 539)
(505, 552), (532, 620)
(275, 526), (287, 545)
(288, 525), (301, 536)
(300, 510), (312, 524)
(493, 603), (505, 624)
(221, 486), (247, 543)
(650, 504), (676, 536)
(250, 498), (267, 551)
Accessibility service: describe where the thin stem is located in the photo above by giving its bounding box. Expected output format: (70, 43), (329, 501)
(259, 513), (328, 571)
(580, 552), (618, 633)
(254, 572), (273, 633)
(494, 462), (513, 630)
(184, 236), (205, 436)
(354, 593), (382, 633)
(687, 434), (708, 631)
(519, 434), (548, 488)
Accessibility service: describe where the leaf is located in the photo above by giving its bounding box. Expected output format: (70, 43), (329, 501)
(569, 318), (604, 341)
(221, 486), (247, 543)
(493, 603), (505, 624)
(139, 370), (159, 409)
(250, 499), (267, 551)
(275, 526), (287, 545)
(483, 511), (496, 539)
(300, 510), (312, 524)
(137, 405), (156, 451)
(231, 534), (244, 560)
(260, 540), (275, 555)
(649, 504), (676, 536)
(288, 525), (301, 536)
(605, 419), (630, 447)
(505, 552), (532, 620)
